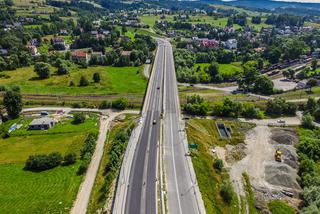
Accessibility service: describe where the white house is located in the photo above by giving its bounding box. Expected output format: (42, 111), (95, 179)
(224, 39), (238, 50)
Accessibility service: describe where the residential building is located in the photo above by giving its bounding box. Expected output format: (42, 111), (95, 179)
(28, 117), (56, 130)
(72, 51), (89, 63)
(26, 45), (39, 56)
(224, 39), (238, 50)
(51, 37), (66, 46)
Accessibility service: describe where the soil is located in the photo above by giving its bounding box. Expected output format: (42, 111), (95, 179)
(215, 125), (302, 213)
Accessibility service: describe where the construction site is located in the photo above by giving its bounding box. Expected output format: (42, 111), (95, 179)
(216, 124), (302, 213)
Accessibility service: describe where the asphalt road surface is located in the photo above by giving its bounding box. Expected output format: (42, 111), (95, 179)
(124, 41), (165, 214)
(163, 40), (203, 214)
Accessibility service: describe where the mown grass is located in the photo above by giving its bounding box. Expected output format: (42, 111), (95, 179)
(87, 114), (137, 213)
(0, 163), (82, 214)
(0, 115), (99, 164)
(194, 63), (243, 77)
(268, 200), (296, 214)
(186, 119), (254, 214)
(0, 114), (99, 213)
(0, 65), (147, 96)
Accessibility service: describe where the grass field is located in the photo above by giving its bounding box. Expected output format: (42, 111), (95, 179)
(186, 119), (254, 213)
(140, 14), (270, 31)
(0, 114), (99, 213)
(195, 63), (243, 77)
(274, 87), (320, 100)
(88, 114), (137, 213)
(0, 65), (147, 96)
(179, 86), (261, 103)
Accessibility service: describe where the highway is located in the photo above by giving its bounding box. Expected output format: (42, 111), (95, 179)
(163, 40), (205, 214)
(123, 40), (165, 214)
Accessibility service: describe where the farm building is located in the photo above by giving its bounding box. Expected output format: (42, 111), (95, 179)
(28, 118), (56, 130)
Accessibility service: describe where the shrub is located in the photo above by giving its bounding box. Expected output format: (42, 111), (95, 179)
(268, 200), (296, 214)
(99, 100), (111, 109)
(73, 113), (86, 124)
(63, 152), (77, 165)
(77, 133), (97, 174)
(79, 76), (89, 86)
(93, 72), (101, 83)
(220, 181), (233, 204)
(34, 62), (50, 79)
(302, 113), (315, 129)
(213, 158), (223, 172)
(112, 97), (128, 110)
(25, 152), (62, 171)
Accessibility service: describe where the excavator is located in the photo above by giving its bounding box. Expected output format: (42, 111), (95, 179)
(275, 148), (282, 162)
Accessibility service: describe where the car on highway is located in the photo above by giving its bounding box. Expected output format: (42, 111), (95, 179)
(153, 119), (157, 124)
(157, 86), (160, 90)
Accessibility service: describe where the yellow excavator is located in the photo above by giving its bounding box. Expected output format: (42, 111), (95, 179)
(275, 149), (282, 162)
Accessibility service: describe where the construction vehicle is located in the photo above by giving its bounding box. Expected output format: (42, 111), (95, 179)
(275, 149), (282, 162)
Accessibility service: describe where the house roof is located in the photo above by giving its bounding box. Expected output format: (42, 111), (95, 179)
(52, 37), (65, 43)
(29, 117), (55, 126)
(72, 51), (87, 57)
(121, 51), (131, 56)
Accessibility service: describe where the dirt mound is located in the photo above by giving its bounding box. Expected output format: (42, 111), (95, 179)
(271, 128), (299, 145)
(265, 164), (300, 189)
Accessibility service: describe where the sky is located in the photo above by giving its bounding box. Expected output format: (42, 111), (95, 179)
(221, 0), (320, 3)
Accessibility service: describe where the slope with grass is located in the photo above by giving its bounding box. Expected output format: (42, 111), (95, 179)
(87, 114), (137, 213)
(0, 65), (147, 96)
(186, 119), (254, 214)
(0, 114), (99, 213)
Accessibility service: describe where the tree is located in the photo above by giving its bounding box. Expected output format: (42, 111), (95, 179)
(0, 57), (7, 71)
(25, 152), (63, 171)
(257, 58), (264, 70)
(3, 89), (22, 118)
(306, 97), (317, 113)
(302, 113), (315, 129)
(57, 64), (69, 75)
(93, 72), (101, 83)
(312, 59), (318, 71)
(73, 113), (86, 124)
(213, 159), (223, 172)
(268, 48), (281, 64)
(253, 75), (274, 95)
(282, 70), (290, 79)
(207, 62), (221, 82)
(34, 62), (50, 79)
(79, 76), (89, 86)
(4, 0), (13, 6)
(288, 69), (295, 79)
(307, 79), (318, 92)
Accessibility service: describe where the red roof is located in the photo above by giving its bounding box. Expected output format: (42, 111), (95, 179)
(72, 51), (87, 57)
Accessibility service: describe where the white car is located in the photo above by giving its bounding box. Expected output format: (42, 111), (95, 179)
(277, 119), (286, 124)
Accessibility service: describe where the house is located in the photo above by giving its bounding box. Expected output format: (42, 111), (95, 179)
(30, 38), (39, 46)
(102, 30), (110, 35)
(312, 50), (320, 58)
(51, 37), (65, 46)
(72, 51), (89, 63)
(195, 38), (219, 49)
(91, 31), (98, 35)
(26, 45), (39, 56)
(121, 51), (132, 57)
(0, 49), (8, 56)
(28, 117), (56, 130)
(96, 34), (105, 40)
(224, 39), (237, 50)
(59, 29), (68, 35)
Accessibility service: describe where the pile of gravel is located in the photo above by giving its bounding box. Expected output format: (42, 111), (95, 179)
(270, 128), (299, 145)
(265, 164), (300, 189)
